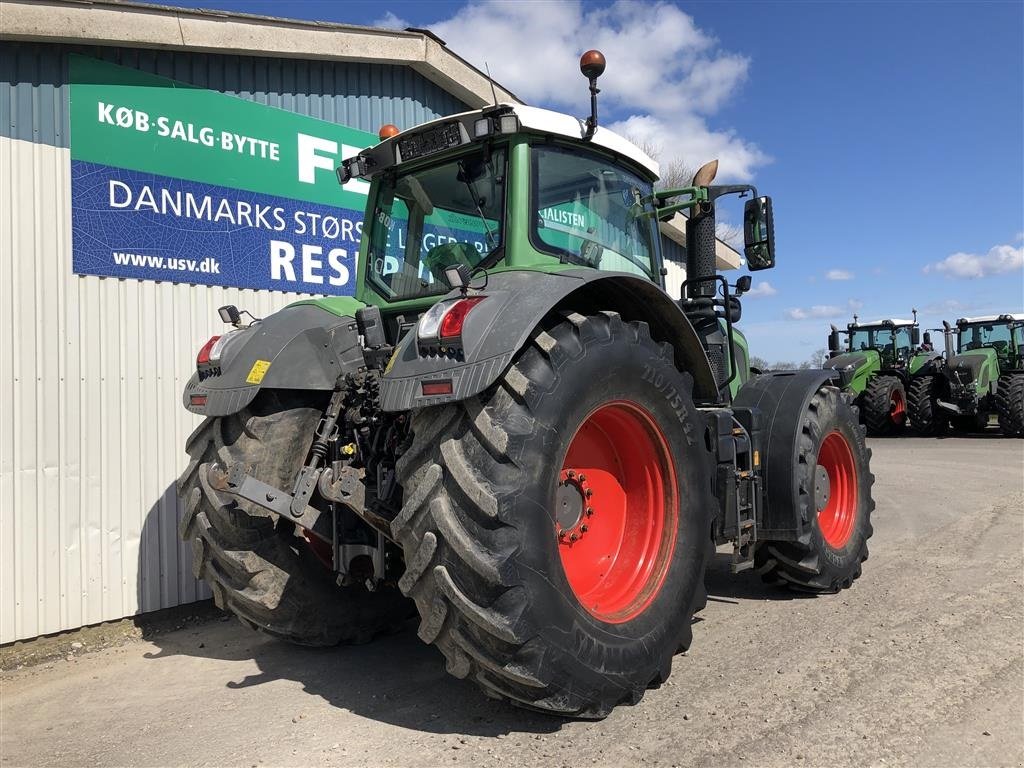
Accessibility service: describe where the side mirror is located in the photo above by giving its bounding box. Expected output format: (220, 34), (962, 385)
(923, 331), (931, 345)
(911, 327), (921, 346)
(734, 275), (752, 295)
(828, 326), (840, 352)
(743, 196), (775, 271)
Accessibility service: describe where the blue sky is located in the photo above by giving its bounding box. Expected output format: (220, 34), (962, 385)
(164, 0), (1023, 362)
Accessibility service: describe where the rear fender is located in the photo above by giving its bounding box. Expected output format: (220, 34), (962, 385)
(378, 269), (717, 412)
(183, 304), (366, 417)
(823, 350), (878, 395)
(733, 369), (843, 539)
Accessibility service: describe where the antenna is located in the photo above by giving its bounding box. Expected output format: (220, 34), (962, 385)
(485, 62), (498, 107)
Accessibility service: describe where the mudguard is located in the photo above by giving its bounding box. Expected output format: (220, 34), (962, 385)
(182, 303), (366, 417)
(378, 269), (717, 412)
(733, 369), (843, 540)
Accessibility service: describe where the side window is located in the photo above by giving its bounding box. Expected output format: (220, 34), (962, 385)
(532, 145), (657, 279)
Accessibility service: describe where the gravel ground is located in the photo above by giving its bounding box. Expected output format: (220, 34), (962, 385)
(2, 436), (1022, 768)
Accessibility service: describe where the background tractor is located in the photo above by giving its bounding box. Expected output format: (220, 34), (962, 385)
(177, 51), (875, 718)
(823, 313), (941, 435)
(908, 314), (1024, 436)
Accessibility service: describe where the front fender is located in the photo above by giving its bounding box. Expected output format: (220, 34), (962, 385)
(734, 369), (843, 539)
(182, 303), (366, 417)
(378, 269), (716, 412)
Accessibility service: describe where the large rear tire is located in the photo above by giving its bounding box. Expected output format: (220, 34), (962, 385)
(907, 375), (948, 436)
(996, 374), (1024, 437)
(392, 312), (713, 718)
(755, 387), (874, 592)
(177, 392), (410, 645)
(861, 374), (907, 436)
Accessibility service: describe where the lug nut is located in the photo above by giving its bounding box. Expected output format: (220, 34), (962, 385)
(585, 489), (593, 498)
(586, 507), (594, 516)
(580, 525), (588, 533)
(567, 470), (576, 479)
(570, 533), (578, 542)
(578, 474), (586, 482)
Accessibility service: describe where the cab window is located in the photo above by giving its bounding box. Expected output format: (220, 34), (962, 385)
(366, 146), (506, 301)
(531, 145), (658, 279)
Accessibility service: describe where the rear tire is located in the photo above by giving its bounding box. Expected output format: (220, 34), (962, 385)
(392, 312), (713, 718)
(177, 392), (410, 645)
(755, 387), (874, 592)
(996, 374), (1024, 437)
(907, 375), (948, 436)
(861, 375), (906, 436)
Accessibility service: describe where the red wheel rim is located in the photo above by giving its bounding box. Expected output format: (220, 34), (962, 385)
(816, 431), (859, 549)
(890, 389), (906, 425)
(556, 401), (678, 624)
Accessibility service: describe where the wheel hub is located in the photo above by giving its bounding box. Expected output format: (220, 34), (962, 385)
(814, 465), (831, 512)
(556, 470), (594, 542)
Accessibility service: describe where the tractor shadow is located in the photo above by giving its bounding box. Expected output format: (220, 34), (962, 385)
(702, 551), (810, 603)
(141, 609), (562, 737)
(137, 492), (560, 738)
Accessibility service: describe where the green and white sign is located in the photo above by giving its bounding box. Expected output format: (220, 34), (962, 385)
(70, 55), (376, 294)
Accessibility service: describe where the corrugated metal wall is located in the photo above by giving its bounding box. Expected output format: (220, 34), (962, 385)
(0, 42), (469, 644)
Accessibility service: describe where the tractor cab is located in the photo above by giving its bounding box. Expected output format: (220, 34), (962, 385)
(338, 52), (776, 407)
(951, 314), (1024, 369)
(830, 317), (919, 368)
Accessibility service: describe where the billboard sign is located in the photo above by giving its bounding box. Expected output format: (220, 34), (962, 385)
(69, 55), (374, 295)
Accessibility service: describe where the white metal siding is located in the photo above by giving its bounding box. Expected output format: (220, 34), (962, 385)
(0, 135), (313, 642)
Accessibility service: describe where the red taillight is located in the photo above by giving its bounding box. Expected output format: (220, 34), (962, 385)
(196, 335), (221, 366)
(421, 380), (454, 396)
(439, 297), (485, 339)
(189, 394), (208, 407)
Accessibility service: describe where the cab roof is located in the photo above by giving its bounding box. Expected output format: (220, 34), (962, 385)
(851, 318), (916, 328)
(380, 103), (660, 178)
(957, 313), (1024, 325)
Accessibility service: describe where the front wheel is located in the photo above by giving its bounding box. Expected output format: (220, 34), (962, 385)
(907, 375), (948, 436)
(391, 311), (713, 718)
(756, 387), (874, 592)
(862, 375), (907, 436)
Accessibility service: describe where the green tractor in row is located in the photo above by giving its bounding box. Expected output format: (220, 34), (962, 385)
(908, 313), (1024, 436)
(177, 52), (874, 718)
(824, 312), (941, 435)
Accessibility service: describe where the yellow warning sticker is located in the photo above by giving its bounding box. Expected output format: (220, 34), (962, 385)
(246, 359), (272, 384)
(385, 347), (400, 375)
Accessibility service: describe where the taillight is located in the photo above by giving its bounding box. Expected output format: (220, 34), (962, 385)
(196, 335), (221, 366)
(196, 331), (237, 368)
(439, 297), (485, 339)
(417, 297), (486, 343)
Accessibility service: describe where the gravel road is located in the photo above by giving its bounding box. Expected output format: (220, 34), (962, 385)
(3, 436), (1022, 768)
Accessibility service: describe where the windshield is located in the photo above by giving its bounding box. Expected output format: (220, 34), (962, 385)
(531, 145), (658, 279)
(957, 322), (1019, 364)
(849, 326), (912, 366)
(367, 146), (506, 301)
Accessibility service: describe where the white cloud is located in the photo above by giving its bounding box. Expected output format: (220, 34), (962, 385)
(825, 269), (854, 281)
(745, 280), (777, 298)
(373, 11), (410, 29)
(784, 305), (844, 321)
(430, 0), (768, 181)
(923, 241), (1024, 279)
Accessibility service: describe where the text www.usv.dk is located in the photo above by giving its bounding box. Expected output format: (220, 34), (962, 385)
(112, 251), (221, 273)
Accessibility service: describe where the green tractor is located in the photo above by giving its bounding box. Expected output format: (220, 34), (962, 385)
(908, 314), (1024, 436)
(823, 312), (941, 436)
(177, 51), (874, 718)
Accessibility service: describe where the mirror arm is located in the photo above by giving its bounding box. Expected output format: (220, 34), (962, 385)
(651, 185), (707, 205)
(707, 184), (758, 202)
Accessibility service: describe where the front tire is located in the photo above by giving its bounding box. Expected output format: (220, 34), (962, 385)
(907, 375), (948, 436)
(392, 312), (713, 718)
(755, 387), (874, 592)
(177, 393), (410, 645)
(996, 374), (1024, 437)
(862, 375), (907, 436)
